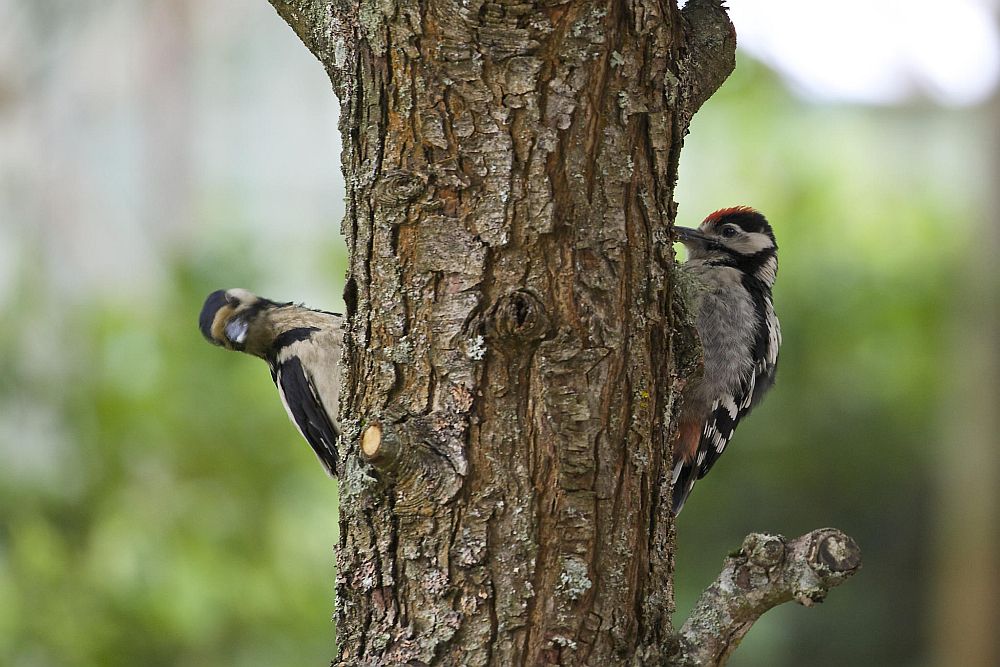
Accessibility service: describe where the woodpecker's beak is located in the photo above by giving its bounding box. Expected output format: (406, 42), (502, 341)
(674, 226), (714, 249)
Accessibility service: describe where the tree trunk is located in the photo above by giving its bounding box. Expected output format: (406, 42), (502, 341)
(264, 1), (858, 664)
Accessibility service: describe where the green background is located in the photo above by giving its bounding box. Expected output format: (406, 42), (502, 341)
(1, 2), (995, 665)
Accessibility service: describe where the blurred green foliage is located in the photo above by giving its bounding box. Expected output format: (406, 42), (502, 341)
(0, 35), (985, 667)
(0, 257), (341, 666)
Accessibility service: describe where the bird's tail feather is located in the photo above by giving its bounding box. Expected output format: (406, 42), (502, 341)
(671, 461), (699, 515)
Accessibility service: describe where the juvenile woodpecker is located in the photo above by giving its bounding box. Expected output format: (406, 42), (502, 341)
(672, 207), (781, 513)
(199, 288), (343, 477)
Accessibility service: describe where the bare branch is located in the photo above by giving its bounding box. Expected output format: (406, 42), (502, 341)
(677, 528), (862, 666)
(267, 0), (356, 93)
(680, 0), (737, 119)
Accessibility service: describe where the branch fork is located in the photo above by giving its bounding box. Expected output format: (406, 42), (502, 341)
(677, 528), (862, 666)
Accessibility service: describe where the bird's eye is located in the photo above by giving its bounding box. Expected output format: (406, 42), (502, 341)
(721, 225), (738, 238)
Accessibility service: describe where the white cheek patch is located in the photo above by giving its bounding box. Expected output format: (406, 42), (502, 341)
(225, 318), (249, 344)
(743, 232), (775, 253)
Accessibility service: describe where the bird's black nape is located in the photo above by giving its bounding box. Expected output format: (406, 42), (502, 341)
(199, 290), (229, 343)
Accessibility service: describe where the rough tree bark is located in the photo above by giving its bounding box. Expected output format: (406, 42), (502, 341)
(265, 1), (860, 664)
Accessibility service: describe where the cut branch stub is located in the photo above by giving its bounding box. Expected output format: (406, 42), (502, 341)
(810, 527), (863, 573)
(360, 422), (389, 464)
(800, 528), (863, 604)
(358, 417), (465, 513)
(744, 532), (785, 568)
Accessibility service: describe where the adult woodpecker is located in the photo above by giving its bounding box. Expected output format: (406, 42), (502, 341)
(199, 288), (343, 477)
(671, 207), (781, 513)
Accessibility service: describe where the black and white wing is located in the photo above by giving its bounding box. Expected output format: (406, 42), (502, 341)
(672, 294), (781, 513)
(696, 295), (781, 480)
(273, 355), (341, 477)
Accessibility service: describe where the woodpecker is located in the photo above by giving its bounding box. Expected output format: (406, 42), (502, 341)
(671, 207), (781, 514)
(199, 288), (343, 477)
